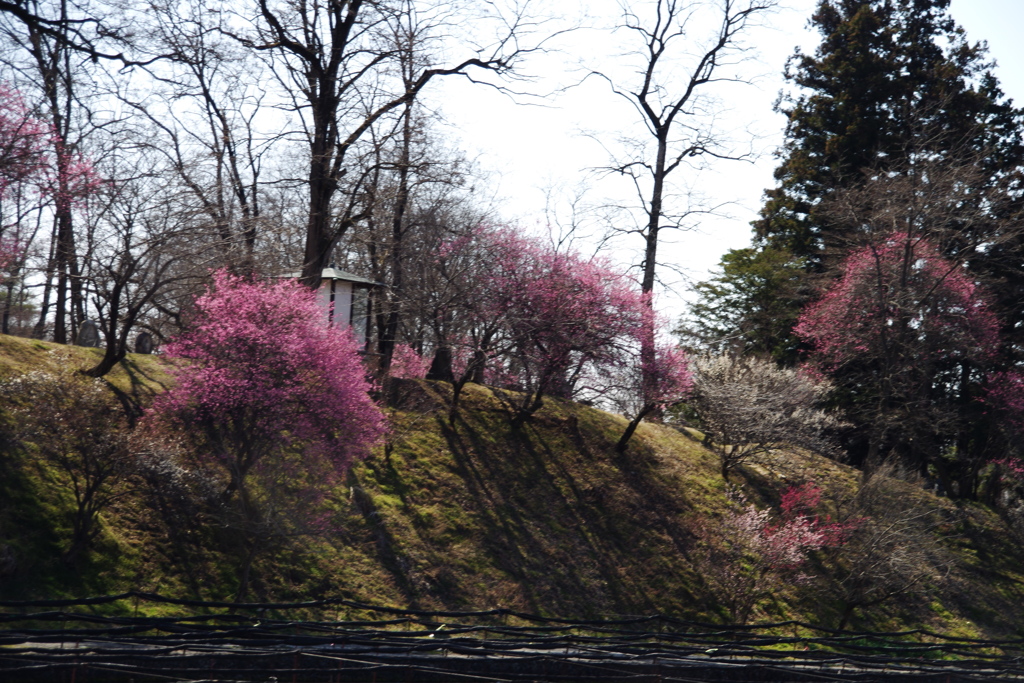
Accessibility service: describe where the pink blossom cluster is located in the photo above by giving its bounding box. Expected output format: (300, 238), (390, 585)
(779, 480), (823, 516)
(766, 482), (855, 568)
(985, 372), (1024, 482)
(727, 483), (855, 571)
(46, 148), (104, 211)
(0, 234), (22, 273)
(986, 370), (1024, 432)
(590, 298), (692, 418)
(389, 343), (431, 380)
(485, 227), (647, 393)
(795, 233), (1000, 372)
(0, 82), (104, 214)
(643, 341), (694, 409)
(427, 226), (524, 380)
(430, 225), (689, 412)
(992, 457), (1024, 482)
(0, 83), (52, 201)
(436, 227), (482, 260)
(149, 270), (385, 482)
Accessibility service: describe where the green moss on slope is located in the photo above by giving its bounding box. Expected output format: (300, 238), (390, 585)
(0, 336), (1023, 638)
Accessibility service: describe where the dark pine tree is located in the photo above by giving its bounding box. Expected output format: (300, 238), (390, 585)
(756, 0), (1024, 266)
(689, 0), (1024, 363)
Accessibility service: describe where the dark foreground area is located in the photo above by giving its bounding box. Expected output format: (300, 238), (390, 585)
(2, 594), (1024, 683)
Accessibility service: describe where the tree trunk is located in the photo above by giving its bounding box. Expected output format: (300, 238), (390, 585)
(616, 403), (654, 453)
(2, 278), (13, 335)
(32, 225), (57, 339)
(427, 346), (454, 382)
(639, 130), (668, 413)
(512, 390), (545, 428)
(299, 142), (340, 288)
(53, 255), (68, 344)
(449, 377), (467, 428)
(84, 343), (127, 378)
(380, 104), (413, 371)
(233, 543), (258, 604)
(836, 602), (858, 631)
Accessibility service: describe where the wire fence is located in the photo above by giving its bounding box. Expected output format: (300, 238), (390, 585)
(2, 592), (1024, 682)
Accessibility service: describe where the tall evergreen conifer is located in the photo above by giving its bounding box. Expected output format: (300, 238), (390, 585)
(756, 0), (1023, 268)
(688, 0), (1024, 363)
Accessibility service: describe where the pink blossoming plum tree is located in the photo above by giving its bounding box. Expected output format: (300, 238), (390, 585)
(693, 482), (854, 624)
(483, 228), (649, 425)
(0, 82), (51, 202)
(152, 271), (385, 495)
(389, 343), (431, 380)
(0, 83), (51, 316)
(795, 233), (1000, 484)
(0, 81), (105, 338)
(147, 271), (385, 598)
(986, 371), (1024, 435)
(424, 225), (656, 428)
(0, 236), (21, 276)
(414, 224), (525, 424)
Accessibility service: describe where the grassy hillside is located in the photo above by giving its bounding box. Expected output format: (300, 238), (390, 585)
(1, 334), (1023, 637)
(0, 334), (175, 410)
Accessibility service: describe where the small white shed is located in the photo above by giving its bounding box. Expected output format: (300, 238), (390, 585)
(284, 267), (378, 348)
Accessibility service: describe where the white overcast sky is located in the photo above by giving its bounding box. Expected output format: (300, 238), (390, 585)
(423, 0), (1024, 321)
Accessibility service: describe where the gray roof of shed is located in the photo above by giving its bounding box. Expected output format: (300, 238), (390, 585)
(281, 268), (381, 286)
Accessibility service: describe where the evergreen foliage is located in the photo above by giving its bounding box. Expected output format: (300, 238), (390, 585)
(680, 247), (808, 363)
(686, 0), (1024, 487)
(690, 0), (1024, 362)
(755, 0), (1024, 267)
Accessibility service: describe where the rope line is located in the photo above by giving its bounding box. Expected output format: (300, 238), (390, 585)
(2, 593), (1023, 681)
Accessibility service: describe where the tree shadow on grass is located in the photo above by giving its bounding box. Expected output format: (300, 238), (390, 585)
(0, 454), (67, 599)
(0, 446), (133, 600)
(937, 504), (1024, 635)
(346, 468), (423, 609)
(104, 356), (175, 426)
(431, 399), (701, 617)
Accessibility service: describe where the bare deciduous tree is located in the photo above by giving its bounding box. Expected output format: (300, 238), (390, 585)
(592, 0), (774, 402)
(126, 0), (271, 274)
(0, 0), (96, 343)
(826, 464), (952, 630)
(228, 0), (542, 290)
(80, 164), (213, 377)
(0, 366), (134, 564)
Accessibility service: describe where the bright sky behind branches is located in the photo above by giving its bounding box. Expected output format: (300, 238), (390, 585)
(426, 0), (1024, 321)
